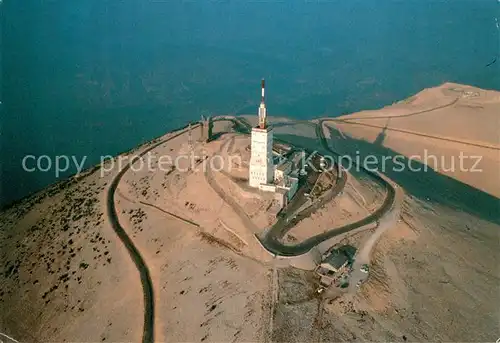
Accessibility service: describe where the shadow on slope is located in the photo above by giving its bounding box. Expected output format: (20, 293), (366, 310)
(273, 127), (499, 227)
(274, 131), (383, 188)
(322, 124), (500, 227)
(271, 120), (316, 129)
(232, 117), (499, 228)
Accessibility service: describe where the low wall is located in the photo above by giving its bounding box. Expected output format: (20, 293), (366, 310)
(267, 220), (378, 270)
(254, 233), (321, 271)
(259, 184), (276, 192)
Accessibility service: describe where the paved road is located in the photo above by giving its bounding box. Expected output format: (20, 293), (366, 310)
(213, 116), (397, 257)
(318, 117), (407, 289)
(348, 187), (402, 293)
(107, 123), (199, 343)
(337, 97), (459, 121)
(333, 119), (499, 150)
(326, 97), (500, 149)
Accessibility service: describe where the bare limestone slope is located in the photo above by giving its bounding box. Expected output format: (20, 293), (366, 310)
(1, 83), (498, 342)
(0, 163), (143, 342)
(302, 83), (500, 342)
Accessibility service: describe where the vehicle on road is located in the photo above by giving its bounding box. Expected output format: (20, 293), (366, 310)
(360, 264), (369, 273)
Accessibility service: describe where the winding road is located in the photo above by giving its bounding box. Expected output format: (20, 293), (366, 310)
(329, 96), (499, 150)
(332, 119), (500, 150)
(106, 123), (199, 343)
(212, 116), (398, 257)
(335, 97), (459, 120)
(105, 116), (398, 342)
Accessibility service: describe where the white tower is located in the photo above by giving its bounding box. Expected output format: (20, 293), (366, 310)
(249, 79), (274, 188)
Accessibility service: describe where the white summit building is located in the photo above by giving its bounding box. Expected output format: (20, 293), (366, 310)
(249, 79), (274, 188)
(247, 79), (301, 211)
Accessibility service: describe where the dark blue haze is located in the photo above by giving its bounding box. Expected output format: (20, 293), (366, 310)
(1, 0), (499, 206)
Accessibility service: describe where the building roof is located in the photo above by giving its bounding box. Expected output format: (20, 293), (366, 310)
(276, 187), (288, 194)
(338, 245), (357, 261)
(252, 125), (272, 133)
(274, 143), (293, 154)
(322, 251), (349, 270)
(291, 151), (304, 165)
(277, 161), (292, 172)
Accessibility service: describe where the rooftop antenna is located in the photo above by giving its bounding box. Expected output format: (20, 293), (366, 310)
(261, 78), (265, 104)
(258, 78), (267, 129)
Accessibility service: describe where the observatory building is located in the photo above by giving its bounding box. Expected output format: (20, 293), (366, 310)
(248, 79), (301, 209)
(248, 79), (275, 188)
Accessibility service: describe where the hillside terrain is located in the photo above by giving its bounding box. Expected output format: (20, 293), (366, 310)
(0, 83), (498, 342)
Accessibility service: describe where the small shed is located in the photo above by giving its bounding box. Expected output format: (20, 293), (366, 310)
(320, 252), (349, 273)
(315, 249), (350, 287)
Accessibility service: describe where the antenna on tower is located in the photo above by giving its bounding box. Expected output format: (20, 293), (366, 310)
(261, 78), (265, 104)
(258, 78), (267, 129)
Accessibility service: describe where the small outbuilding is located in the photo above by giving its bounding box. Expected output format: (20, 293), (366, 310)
(274, 188), (289, 208)
(274, 161), (292, 183)
(315, 246), (354, 287)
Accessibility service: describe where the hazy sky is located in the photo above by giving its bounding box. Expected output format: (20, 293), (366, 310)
(1, 0), (498, 206)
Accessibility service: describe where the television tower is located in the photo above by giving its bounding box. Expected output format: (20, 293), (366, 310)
(249, 79), (274, 188)
(258, 79), (267, 129)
